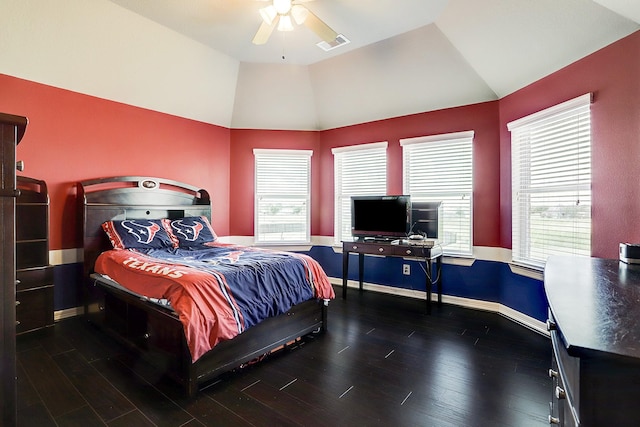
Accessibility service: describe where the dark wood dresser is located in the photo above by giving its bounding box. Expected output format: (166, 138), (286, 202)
(16, 176), (53, 335)
(545, 255), (640, 426)
(1, 113), (28, 427)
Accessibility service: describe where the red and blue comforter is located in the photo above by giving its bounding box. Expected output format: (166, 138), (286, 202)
(94, 243), (335, 361)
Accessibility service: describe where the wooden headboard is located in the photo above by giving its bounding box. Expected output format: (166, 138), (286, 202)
(78, 176), (212, 278)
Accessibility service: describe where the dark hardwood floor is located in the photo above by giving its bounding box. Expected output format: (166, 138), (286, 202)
(17, 287), (552, 427)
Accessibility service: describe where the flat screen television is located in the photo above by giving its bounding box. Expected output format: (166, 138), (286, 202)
(351, 195), (411, 240)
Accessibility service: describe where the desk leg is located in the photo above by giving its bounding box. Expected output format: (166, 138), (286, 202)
(358, 253), (364, 291)
(425, 258), (432, 314)
(436, 256), (442, 305)
(342, 251), (349, 299)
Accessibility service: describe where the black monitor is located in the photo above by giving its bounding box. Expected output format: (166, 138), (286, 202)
(351, 195), (411, 240)
(410, 201), (442, 239)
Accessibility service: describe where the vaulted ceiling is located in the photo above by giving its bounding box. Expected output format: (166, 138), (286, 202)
(2, 0), (639, 130)
(107, 0), (452, 66)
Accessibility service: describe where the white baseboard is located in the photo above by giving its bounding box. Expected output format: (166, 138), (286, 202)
(54, 306), (84, 321)
(49, 248), (83, 265)
(54, 278), (548, 337)
(332, 278), (549, 337)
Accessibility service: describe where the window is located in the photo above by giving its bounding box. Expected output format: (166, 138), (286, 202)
(254, 149), (312, 244)
(333, 142), (387, 243)
(509, 94), (591, 268)
(401, 131), (474, 256)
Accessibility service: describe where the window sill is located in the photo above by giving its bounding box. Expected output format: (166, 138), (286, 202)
(217, 236), (313, 252)
(443, 254), (476, 266)
(254, 242), (313, 252)
(509, 262), (544, 280)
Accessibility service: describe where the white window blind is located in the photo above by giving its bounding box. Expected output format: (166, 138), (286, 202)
(509, 93), (592, 268)
(333, 142), (387, 243)
(401, 131), (474, 256)
(254, 149), (312, 244)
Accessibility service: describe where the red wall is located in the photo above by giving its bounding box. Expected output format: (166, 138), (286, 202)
(316, 101), (502, 247)
(499, 30), (640, 258)
(229, 129), (322, 236)
(0, 74), (231, 250)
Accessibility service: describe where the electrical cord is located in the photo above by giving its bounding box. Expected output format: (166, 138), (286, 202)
(417, 242), (443, 284)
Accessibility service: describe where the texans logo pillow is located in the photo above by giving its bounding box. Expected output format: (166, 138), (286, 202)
(170, 216), (217, 247)
(102, 219), (178, 250)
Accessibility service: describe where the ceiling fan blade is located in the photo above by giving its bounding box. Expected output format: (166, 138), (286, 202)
(302, 8), (338, 43)
(252, 18), (278, 45)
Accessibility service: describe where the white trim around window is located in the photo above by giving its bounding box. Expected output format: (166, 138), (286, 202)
(253, 148), (313, 245)
(508, 93), (592, 269)
(332, 141), (388, 243)
(401, 131), (474, 256)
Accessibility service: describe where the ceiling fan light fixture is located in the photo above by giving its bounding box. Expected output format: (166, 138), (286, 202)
(291, 5), (309, 25)
(278, 14), (294, 31)
(252, 0), (340, 46)
(273, 0), (292, 15)
(259, 5), (277, 25)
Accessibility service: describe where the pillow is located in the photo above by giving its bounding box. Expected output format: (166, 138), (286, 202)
(102, 218), (178, 250)
(169, 216), (217, 247)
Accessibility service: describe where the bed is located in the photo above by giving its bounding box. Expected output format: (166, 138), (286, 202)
(78, 176), (334, 396)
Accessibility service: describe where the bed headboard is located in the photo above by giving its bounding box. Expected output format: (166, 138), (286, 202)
(78, 176), (212, 277)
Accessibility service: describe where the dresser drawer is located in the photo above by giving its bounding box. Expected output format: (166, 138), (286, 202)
(393, 245), (431, 257)
(344, 242), (392, 255)
(16, 240), (48, 269)
(551, 331), (580, 418)
(16, 286), (54, 335)
(550, 338), (578, 427)
(16, 265), (53, 291)
(345, 242), (436, 257)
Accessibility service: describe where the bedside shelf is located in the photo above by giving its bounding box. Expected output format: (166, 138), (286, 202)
(16, 176), (53, 335)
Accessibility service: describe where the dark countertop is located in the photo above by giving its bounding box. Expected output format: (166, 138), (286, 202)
(545, 255), (640, 360)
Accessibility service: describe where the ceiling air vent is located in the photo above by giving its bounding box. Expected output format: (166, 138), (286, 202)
(316, 34), (350, 52)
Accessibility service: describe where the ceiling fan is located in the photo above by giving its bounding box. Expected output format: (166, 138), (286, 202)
(252, 0), (339, 45)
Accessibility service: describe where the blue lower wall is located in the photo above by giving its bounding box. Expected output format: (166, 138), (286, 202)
(53, 245), (548, 323)
(307, 245), (548, 322)
(53, 263), (83, 312)
(499, 264), (548, 321)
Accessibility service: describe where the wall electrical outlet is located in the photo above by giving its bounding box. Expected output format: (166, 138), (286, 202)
(403, 264), (410, 275)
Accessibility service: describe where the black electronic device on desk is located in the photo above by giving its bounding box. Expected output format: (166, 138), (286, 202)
(410, 201), (442, 240)
(350, 195), (411, 240)
(405, 234), (436, 248)
(619, 242), (640, 263)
